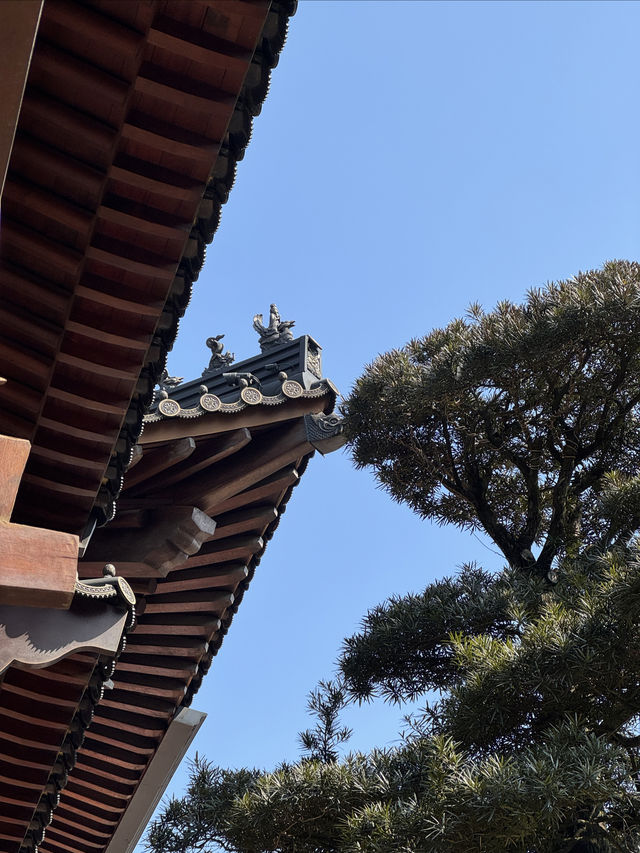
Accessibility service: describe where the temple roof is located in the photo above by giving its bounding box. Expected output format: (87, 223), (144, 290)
(0, 3), (302, 851)
(0, 0), (296, 538)
(39, 329), (343, 853)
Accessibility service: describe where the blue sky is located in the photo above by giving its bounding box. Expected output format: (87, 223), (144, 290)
(141, 0), (639, 843)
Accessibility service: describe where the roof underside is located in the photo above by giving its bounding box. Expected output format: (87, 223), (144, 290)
(39, 386), (335, 853)
(0, 0), (295, 536)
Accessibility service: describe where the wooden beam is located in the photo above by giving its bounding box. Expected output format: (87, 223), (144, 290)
(82, 505), (216, 578)
(148, 422), (311, 514)
(143, 591), (234, 618)
(159, 563), (248, 593)
(209, 466), (299, 516)
(121, 121), (219, 168)
(122, 438), (196, 490)
(127, 429), (251, 494)
(74, 283), (164, 317)
(212, 504), (278, 539)
(0, 434), (30, 520)
(148, 19), (252, 72)
(109, 160), (202, 204)
(0, 435), (78, 608)
(183, 535), (262, 568)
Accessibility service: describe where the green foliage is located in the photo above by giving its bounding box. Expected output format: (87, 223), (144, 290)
(339, 563), (529, 703)
(344, 261), (640, 576)
(146, 263), (640, 853)
(298, 680), (352, 763)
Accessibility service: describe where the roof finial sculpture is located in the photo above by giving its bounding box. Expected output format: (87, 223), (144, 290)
(253, 303), (295, 352)
(203, 335), (235, 377)
(158, 368), (183, 393)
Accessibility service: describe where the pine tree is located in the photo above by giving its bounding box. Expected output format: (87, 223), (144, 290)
(147, 261), (640, 853)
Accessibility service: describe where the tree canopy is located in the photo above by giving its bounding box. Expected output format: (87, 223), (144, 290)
(147, 261), (640, 853)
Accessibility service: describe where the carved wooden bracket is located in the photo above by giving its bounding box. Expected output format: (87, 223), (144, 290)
(81, 505), (217, 578)
(0, 601), (128, 674)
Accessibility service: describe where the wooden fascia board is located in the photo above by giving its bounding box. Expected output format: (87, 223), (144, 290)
(138, 397), (331, 446)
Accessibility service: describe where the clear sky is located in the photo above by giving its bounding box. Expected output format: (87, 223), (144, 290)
(140, 0), (639, 844)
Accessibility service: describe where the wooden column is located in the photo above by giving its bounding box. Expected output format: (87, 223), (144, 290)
(0, 434), (78, 608)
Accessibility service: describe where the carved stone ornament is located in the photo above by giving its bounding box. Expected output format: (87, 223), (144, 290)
(303, 412), (346, 455)
(240, 386), (263, 405)
(0, 565), (135, 675)
(223, 371), (260, 388)
(253, 303), (295, 352)
(282, 379), (303, 398)
(307, 342), (322, 379)
(144, 378), (338, 423)
(158, 368), (183, 392)
(203, 335), (235, 375)
(158, 398), (181, 417)
(200, 392), (222, 412)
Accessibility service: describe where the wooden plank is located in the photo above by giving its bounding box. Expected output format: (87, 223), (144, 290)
(210, 466), (299, 516)
(8, 135), (105, 211)
(30, 444), (106, 472)
(0, 435), (30, 520)
(99, 695), (175, 721)
(148, 19), (252, 70)
(20, 472), (97, 500)
(83, 505), (216, 578)
(143, 591), (234, 615)
(0, 300), (62, 355)
(109, 160), (202, 203)
(128, 429), (251, 494)
(122, 438), (196, 489)
(73, 745), (150, 773)
(182, 535), (262, 568)
(56, 350), (141, 381)
(97, 202), (189, 242)
(125, 621), (218, 636)
(37, 415), (116, 445)
(159, 563), (248, 592)
(212, 504), (277, 539)
(149, 422), (310, 513)
(121, 121), (218, 167)
(116, 656), (199, 679)
(0, 263), (70, 320)
(136, 607), (231, 626)
(84, 723), (159, 754)
(136, 64), (236, 113)
(2, 176), (93, 250)
(0, 523), (78, 610)
(74, 283), (163, 317)
(19, 89), (116, 170)
(121, 640), (207, 659)
(65, 318), (150, 351)
(49, 799), (121, 828)
(41, 0), (143, 63)
(84, 246), (175, 284)
(2, 215), (82, 284)
(47, 386), (126, 416)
